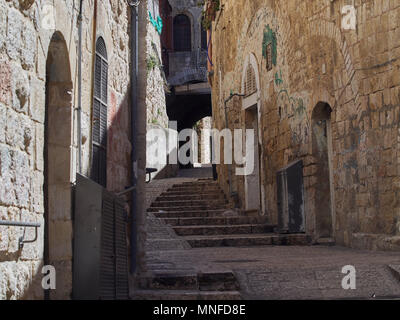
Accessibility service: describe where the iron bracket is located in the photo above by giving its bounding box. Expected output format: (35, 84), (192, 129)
(0, 221), (41, 250)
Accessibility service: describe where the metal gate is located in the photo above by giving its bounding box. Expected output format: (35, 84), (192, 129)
(277, 160), (305, 233)
(73, 174), (129, 300)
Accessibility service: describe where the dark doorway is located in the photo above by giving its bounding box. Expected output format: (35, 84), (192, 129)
(173, 14), (191, 52)
(312, 102), (334, 239)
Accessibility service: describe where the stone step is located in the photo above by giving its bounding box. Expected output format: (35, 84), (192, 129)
(148, 205), (230, 212)
(138, 271), (240, 292)
(167, 188), (222, 195)
(133, 290), (242, 300)
(157, 194), (226, 202)
(151, 200), (228, 208)
(151, 209), (232, 218)
(163, 216), (268, 226)
(173, 224), (275, 236)
(184, 233), (311, 248)
(163, 190), (223, 197)
(198, 271), (240, 292)
(138, 272), (198, 290)
(179, 181), (219, 186)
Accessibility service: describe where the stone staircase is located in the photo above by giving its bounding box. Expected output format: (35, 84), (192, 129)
(134, 270), (241, 300)
(135, 178), (310, 300)
(148, 179), (310, 248)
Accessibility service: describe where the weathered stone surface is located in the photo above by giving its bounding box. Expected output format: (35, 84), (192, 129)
(13, 150), (31, 209)
(11, 64), (30, 114)
(0, 0), (159, 300)
(0, 145), (15, 206)
(0, 262), (32, 300)
(0, 60), (11, 105)
(6, 8), (23, 61)
(29, 78), (45, 123)
(0, 1), (6, 50)
(209, 0), (400, 250)
(21, 21), (36, 70)
(0, 206), (8, 252)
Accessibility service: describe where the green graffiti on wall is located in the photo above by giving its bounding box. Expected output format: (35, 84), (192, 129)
(274, 70), (283, 86)
(262, 25), (277, 66)
(149, 11), (163, 34)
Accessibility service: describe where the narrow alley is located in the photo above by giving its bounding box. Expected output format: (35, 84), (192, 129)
(137, 168), (400, 300)
(1, 0), (400, 305)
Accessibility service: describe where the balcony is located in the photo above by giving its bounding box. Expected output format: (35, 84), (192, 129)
(167, 49), (208, 86)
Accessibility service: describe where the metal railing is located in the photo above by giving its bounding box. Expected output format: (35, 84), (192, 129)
(0, 221), (41, 250)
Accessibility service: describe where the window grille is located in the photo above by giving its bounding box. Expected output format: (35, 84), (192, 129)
(244, 64), (257, 96)
(266, 43), (273, 71)
(91, 37), (108, 187)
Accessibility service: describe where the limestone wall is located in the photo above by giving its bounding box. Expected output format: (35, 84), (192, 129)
(210, 0), (400, 250)
(0, 0), (133, 300)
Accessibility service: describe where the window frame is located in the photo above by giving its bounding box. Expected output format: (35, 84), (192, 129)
(91, 37), (109, 188)
(173, 14), (192, 52)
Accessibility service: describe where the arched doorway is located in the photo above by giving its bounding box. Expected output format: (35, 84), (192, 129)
(173, 14), (191, 52)
(241, 53), (264, 214)
(312, 102), (334, 239)
(44, 32), (73, 299)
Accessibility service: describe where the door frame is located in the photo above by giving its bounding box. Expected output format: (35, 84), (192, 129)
(241, 53), (265, 214)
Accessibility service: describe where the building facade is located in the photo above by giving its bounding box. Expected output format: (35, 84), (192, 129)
(0, 0), (166, 300)
(161, 0), (212, 133)
(207, 0), (400, 250)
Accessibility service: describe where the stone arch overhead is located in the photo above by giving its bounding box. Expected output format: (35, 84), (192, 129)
(307, 20), (359, 108)
(309, 86), (336, 115)
(36, 1), (77, 81)
(243, 5), (359, 112)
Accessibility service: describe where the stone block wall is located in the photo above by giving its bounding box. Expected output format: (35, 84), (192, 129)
(209, 0), (400, 251)
(0, 0), (137, 300)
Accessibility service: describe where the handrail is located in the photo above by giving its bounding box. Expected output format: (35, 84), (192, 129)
(0, 220), (41, 249)
(0, 221), (41, 228)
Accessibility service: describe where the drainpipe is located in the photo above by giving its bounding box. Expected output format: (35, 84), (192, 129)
(224, 93), (245, 200)
(77, 0), (84, 174)
(127, 0), (140, 275)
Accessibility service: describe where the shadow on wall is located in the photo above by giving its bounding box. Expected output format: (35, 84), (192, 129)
(146, 123), (179, 181)
(1, 27), (134, 299)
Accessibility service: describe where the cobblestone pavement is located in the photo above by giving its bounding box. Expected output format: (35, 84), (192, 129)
(145, 170), (400, 300)
(147, 245), (400, 300)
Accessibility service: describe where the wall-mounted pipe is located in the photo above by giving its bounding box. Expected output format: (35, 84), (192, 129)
(0, 221), (41, 249)
(77, 0), (84, 174)
(127, 0), (140, 275)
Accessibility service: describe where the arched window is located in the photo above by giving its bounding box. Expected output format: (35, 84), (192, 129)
(173, 14), (191, 52)
(244, 64), (257, 97)
(91, 37), (108, 187)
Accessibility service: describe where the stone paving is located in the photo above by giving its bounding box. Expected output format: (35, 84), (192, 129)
(145, 167), (215, 253)
(144, 170), (400, 300)
(146, 245), (400, 300)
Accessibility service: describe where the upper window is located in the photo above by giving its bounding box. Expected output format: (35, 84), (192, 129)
(91, 37), (108, 188)
(174, 14), (191, 52)
(265, 43), (273, 71)
(244, 64), (257, 97)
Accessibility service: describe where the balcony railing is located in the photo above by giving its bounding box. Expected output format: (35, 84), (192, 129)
(167, 49), (208, 86)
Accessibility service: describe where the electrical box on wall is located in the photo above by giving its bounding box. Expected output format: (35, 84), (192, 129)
(277, 160), (305, 234)
(73, 174), (129, 300)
